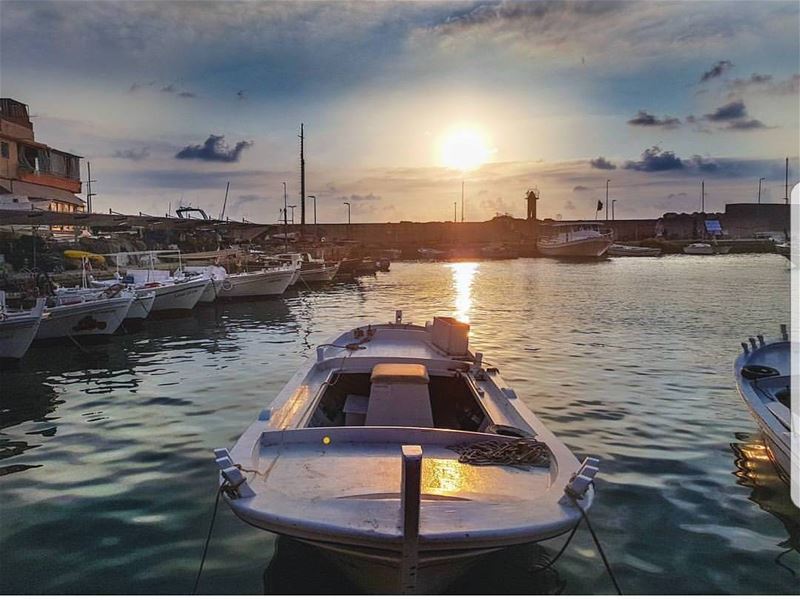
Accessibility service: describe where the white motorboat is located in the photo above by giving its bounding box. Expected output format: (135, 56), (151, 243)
(215, 313), (598, 593)
(537, 222), (613, 257)
(36, 294), (133, 340)
(683, 242), (731, 255)
(93, 270), (209, 312)
(0, 292), (46, 359)
(185, 264), (296, 299)
(735, 327), (795, 480)
(54, 285), (155, 321)
(607, 244), (661, 257)
(775, 241), (791, 260)
(270, 253), (303, 286)
(276, 253), (339, 284)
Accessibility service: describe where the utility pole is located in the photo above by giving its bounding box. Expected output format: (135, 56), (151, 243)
(605, 179), (610, 221)
(701, 180), (705, 213)
(85, 161), (97, 213)
(219, 181), (230, 220)
(461, 181), (465, 223)
(343, 201), (351, 237)
(299, 123), (306, 227)
(454, 201), (457, 222)
(308, 195), (316, 224)
(282, 181), (288, 251)
(785, 158), (790, 205)
(758, 177), (765, 204)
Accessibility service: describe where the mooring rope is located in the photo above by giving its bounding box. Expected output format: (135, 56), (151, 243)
(448, 438), (551, 468)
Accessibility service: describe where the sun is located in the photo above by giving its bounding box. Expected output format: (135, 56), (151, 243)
(439, 127), (492, 171)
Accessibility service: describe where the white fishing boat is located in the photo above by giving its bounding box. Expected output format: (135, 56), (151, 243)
(0, 292), (46, 359)
(270, 253), (303, 285)
(215, 312), (598, 593)
(185, 264), (296, 300)
(276, 253), (339, 284)
(682, 242), (731, 255)
(93, 270), (209, 312)
(537, 222), (613, 257)
(734, 327), (795, 479)
(607, 244), (661, 257)
(36, 294), (133, 340)
(54, 285), (156, 321)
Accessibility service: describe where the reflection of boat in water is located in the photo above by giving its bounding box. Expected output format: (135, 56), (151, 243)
(216, 313), (597, 593)
(537, 222), (613, 257)
(734, 327), (793, 478)
(731, 433), (800, 569)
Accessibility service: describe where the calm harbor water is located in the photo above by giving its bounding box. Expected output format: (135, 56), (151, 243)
(1, 255), (797, 594)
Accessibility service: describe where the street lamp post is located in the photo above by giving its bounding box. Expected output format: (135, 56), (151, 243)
(758, 177), (765, 204)
(307, 195), (317, 225)
(343, 201), (351, 233)
(611, 199), (617, 221)
(282, 182), (288, 251)
(605, 179), (610, 221)
(454, 201), (457, 222)
(288, 204), (296, 224)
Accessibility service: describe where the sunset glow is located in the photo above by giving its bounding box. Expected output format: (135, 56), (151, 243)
(440, 128), (493, 172)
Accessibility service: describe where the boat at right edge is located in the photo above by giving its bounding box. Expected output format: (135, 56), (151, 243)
(734, 326), (795, 480)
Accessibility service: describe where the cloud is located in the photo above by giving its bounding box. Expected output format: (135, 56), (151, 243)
(175, 135), (254, 162)
(627, 110), (681, 129)
(667, 192), (688, 198)
(161, 84), (176, 93)
(589, 156), (616, 170)
(703, 100), (770, 130)
(624, 146), (683, 172)
(725, 118), (767, 130)
(177, 91), (197, 98)
(573, 185), (589, 192)
(112, 147), (150, 161)
(700, 59), (733, 82)
(564, 199), (576, 211)
(688, 155), (719, 172)
(338, 193), (382, 202)
(728, 73), (799, 95)
(705, 100), (747, 121)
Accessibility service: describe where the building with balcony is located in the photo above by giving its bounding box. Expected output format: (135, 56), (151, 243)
(0, 98), (84, 213)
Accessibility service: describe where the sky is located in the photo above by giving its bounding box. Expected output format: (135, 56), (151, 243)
(1, 0), (798, 223)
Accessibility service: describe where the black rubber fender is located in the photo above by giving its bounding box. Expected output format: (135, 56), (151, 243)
(740, 364), (780, 380)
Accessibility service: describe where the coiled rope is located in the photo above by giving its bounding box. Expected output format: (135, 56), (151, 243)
(448, 438), (551, 468)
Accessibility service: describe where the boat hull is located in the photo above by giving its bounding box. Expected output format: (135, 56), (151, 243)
(37, 296), (132, 340)
(299, 264), (339, 283)
(149, 278), (209, 312)
(537, 238), (612, 257)
(126, 291), (156, 320)
(608, 244), (661, 257)
(217, 269), (294, 298)
(0, 314), (43, 358)
(684, 244), (731, 255)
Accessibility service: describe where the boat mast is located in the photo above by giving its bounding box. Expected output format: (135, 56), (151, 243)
(785, 157), (789, 205)
(300, 123), (306, 228)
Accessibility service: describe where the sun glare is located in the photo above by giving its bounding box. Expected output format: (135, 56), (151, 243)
(440, 128), (492, 171)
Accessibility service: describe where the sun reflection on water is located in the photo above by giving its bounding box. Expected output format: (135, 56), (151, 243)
(449, 262), (478, 323)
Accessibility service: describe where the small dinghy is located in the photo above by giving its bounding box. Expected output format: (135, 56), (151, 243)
(735, 326), (795, 479)
(216, 312), (598, 593)
(607, 244), (661, 257)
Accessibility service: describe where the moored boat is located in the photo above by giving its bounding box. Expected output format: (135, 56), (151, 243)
(537, 222), (613, 257)
(775, 241), (791, 260)
(186, 264), (296, 299)
(734, 327), (795, 480)
(275, 253), (339, 283)
(0, 292), (46, 359)
(215, 312), (598, 593)
(683, 242), (731, 255)
(55, 285), (155, 321)
(36, 294), (133, 340)
(93, 270), (210, 312)
(607, 244), (661, 257)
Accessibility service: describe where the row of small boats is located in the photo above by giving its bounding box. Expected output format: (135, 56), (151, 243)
(0, 252), (372, 360)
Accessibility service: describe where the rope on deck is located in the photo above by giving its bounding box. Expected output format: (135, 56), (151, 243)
(447, 438), (551, 468)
